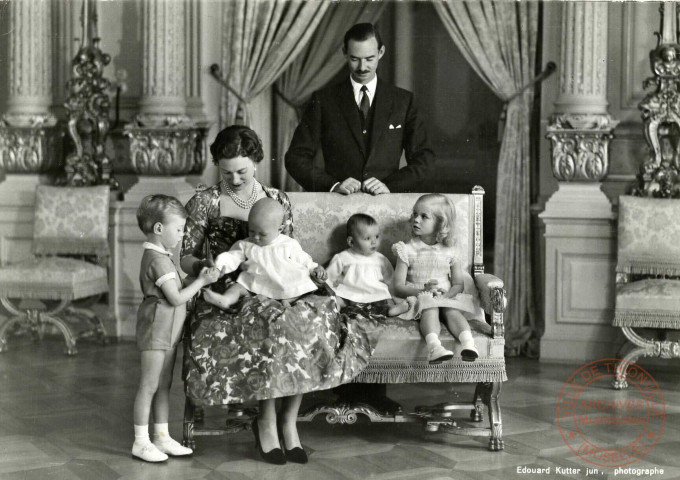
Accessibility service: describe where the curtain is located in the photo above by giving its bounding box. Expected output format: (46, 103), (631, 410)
(220, 0), (330, 128)
(273, 2), (385, 191)
(433, 1), (539, 356)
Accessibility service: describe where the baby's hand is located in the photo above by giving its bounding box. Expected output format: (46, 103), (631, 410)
(199, 266), (220, 285)
(311, 266), (327, 284)
(424, 279), (439, 292)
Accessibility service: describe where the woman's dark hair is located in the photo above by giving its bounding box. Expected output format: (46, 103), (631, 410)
(343, 23), (383, 52)
(210, 125), (264, 165)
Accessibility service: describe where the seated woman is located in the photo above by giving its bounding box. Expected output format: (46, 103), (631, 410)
(180, 125), (383, 466)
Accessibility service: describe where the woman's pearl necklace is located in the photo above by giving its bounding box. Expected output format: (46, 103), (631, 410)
(222, 179), (259, 209)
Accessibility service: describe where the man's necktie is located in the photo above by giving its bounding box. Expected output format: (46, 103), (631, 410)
(359, 85), (370, 125)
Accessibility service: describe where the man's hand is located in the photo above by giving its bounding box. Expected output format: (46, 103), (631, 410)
(332, 177), (362, 195)
(310, 265), (328, 284)
(362, 177), (390, 195)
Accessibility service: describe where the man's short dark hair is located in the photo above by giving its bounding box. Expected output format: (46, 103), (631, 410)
(343, 23), (383, 52)
(347, 213), (378, 238)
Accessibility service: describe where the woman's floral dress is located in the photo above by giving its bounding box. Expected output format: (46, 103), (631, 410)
(181, 184), (383, 405)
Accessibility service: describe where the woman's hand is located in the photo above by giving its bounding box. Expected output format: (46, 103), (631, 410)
(198, 266), (220, 285)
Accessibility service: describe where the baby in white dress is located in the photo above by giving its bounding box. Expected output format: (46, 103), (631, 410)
(203, 198), (327, 309)
(326, 214), (411, 316)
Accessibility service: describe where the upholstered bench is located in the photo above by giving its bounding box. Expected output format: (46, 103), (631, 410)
(183, 188), (507, 451)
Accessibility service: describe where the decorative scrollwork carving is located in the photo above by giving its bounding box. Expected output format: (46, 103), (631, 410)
(546, 131), (613, 182)
(0, 125), (62, 173)
(125, 126), (204, 175)
(61, 1), (117, 189)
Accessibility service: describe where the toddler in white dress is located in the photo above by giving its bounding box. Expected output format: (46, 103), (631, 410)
(203, 198), (327, 309)
(326, 214), (411, 316)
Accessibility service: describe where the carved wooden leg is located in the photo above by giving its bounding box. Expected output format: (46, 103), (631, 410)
(67, 305), (109, 344)
(0, 312), (28, 353)
(40, 313), (78, 355)
(195, 405), (205, 423)
(183, 399), (196, 449)
(470, 383), (484, 422)
(479, 381), (504, 451)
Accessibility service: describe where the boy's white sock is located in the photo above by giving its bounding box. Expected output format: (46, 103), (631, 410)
(459, 330), (474, 348)
(425, 333), (441, 348)
(153, 423), (170, 440)
(134, 424), (150, 446)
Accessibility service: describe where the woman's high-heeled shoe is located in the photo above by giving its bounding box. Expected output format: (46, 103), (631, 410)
(278, 425), (308, 464)
(252, 419), (286, 465)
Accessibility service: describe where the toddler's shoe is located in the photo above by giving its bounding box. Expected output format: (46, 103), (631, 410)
(428, 344), (454, 364)
(153, 436), (193, 456)
(461, 344), (479, 362)
(132, 441), (168, 462)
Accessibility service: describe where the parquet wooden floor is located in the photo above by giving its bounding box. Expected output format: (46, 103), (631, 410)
(0, 337), (678, 480)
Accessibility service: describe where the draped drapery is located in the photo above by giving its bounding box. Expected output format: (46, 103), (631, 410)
(219, 0), (329, 128)
(433, 1), (539, 355)
(273, 2), (385, 191)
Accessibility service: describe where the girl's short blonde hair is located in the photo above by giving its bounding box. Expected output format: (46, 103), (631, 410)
(415, 193), (456, 247)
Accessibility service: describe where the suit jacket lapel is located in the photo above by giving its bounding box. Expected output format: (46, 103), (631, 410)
(337, 80), (367, 156)
(367, 79), (393, 162)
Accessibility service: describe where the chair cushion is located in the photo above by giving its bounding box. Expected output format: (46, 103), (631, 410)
(618, 196), (680, 276)
(33, 185), (110, 256)
(0, 257), (108, 300)
(355, 317), (506, 384)
(614, 278), (680, 329)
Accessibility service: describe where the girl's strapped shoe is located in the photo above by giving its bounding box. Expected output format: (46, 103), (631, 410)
(428, 344), (454, 364)
(461, 344), (479, 362)
(152, 436), (193, 456)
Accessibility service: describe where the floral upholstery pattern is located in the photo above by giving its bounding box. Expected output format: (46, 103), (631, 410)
(614, 279), (680, 329)
(617, 196), (680, 276)
(0, 257), (108, 300)
(287, 192), (472, 269)
(33, 185), (110, 256)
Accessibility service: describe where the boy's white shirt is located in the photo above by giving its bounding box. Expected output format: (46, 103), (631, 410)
(214, 234), (319, 299)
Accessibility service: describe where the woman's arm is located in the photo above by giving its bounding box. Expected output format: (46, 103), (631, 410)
(393, 259), (422, 298)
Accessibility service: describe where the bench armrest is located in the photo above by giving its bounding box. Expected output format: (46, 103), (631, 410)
(475, 273), (507, 339)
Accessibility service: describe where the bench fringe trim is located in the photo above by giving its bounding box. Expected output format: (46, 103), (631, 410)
(618, 260), (680, 278)
(353, 361), (507, 383)
(614, 311), (680, 329)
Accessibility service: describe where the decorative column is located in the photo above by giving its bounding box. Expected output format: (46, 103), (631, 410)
(124, 0), (205, 205)
(0, 0), (61, 177)
(539, 2), (620, 362)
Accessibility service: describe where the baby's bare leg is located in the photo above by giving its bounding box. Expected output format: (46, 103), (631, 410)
(203, 284), (247, 310)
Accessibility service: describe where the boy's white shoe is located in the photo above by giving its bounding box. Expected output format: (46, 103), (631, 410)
(153, 436), (193, 456)
(428, 344), (454, 364)
(132, 441), (168, 462)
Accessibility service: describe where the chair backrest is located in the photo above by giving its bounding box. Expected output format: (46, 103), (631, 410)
(33, 185), (110, 257)
(287, 189), (485, 273)
(617, 195), (680, 276)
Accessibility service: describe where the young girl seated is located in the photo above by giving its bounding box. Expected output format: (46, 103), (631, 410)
(390, 194), (483, 364)
(203, 197), (327, 309)
(134, 195), (220, 462)
(326, 213), (412, 316)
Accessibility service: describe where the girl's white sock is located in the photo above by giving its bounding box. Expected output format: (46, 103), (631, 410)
(425, 333), (441, 347)
(134, 424), (150, 446)
(458, 330), (474, 348)
(154, 423), (170, 440)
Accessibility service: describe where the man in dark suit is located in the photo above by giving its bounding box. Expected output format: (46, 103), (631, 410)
(286, 23), (436, 415)
(285, 23), (435, 195)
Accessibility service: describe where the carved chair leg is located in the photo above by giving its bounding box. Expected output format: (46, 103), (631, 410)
(39, 313), (78, 355)
(67, 306), (109, 344)
(613, 326), (658, 389)
(479, 382), (504, 451)
(470, 383), (484, 422)
(0, 313), (29, 353)
(183, 399), (196, 449)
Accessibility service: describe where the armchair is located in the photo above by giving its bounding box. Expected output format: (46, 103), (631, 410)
(612, 195), (680, 388)
(0, 185), (110, 355)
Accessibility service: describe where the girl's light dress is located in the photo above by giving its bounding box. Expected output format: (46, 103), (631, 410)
(392, 238), (484, 320)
